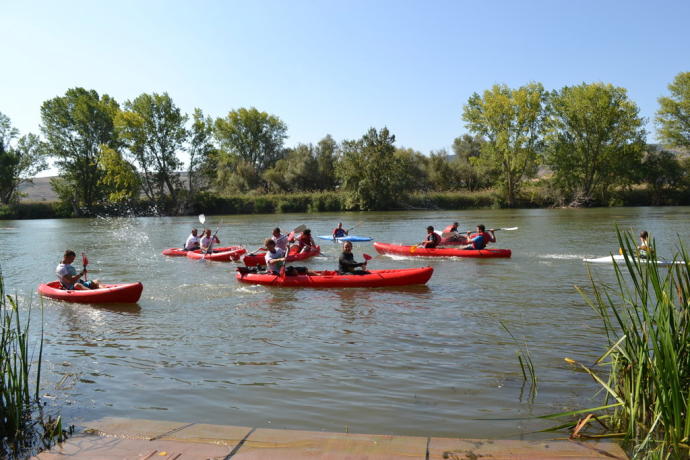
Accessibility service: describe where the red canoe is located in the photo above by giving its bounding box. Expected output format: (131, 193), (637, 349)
(236, 266), (433, 288)
(185, 246), (247, 262)
(38, 281), (143, 303)
(243, 245), (321, 267)
(373, 242), (511, 258)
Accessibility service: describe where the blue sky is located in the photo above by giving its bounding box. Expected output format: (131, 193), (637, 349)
(1, 0), (688, 173)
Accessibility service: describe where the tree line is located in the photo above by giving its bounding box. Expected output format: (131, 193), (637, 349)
(1, 71), (689, 216)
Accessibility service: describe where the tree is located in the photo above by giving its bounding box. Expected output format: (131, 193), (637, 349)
(314, 135), (339, 190)
(0, 113), (48, 204)
(640, 145), (685, 205)
(462, 83), (545, 206)
(97, 146), (141, 203)
(336, 127), (413, 210)
(187, 108), (217, 198)
(656, 72), (690, 150)
(544, 82), (646, 204)
(263, 144), (320, 192)
(116, 92), (187, 210)
(214, 107), (287, 176)
(40, 88), (120, 213)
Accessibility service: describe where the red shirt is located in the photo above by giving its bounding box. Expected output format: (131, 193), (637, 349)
(298, 233), (314, 249)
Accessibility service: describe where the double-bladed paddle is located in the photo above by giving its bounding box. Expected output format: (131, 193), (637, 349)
(441, 227), (519, 238)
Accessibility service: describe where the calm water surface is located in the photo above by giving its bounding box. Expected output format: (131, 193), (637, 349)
(1, 207), (689, 438)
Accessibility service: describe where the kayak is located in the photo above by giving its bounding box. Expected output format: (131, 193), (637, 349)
(162, 246), (236, 257)
(236, 266), (433, 288)
(186, 246), (246, 262)
(373, 242), (512, 258)
(438, 234), (469, 246)
(583, 254), (685, 267)
(38, 281), (143, 303)
(243, 245), (321, 267)
(317, 235), (373, 242)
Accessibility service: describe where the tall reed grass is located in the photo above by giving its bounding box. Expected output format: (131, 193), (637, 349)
(0, 271), (70, 458)
(566, 230), (690, 458)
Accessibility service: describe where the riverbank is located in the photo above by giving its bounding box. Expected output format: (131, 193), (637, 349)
(4, 184), (690, 220)
(36, 417), (628, 459)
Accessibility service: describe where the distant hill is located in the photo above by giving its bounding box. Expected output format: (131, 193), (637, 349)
(18, 177), (57, 202)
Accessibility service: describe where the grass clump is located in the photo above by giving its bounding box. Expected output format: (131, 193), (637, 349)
(0, 270), (72, 458)
(565, 230), (690, 458)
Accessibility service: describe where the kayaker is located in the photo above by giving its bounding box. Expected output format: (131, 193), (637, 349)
(200, 229), (220, 252)
(297, 228), (316, 253)
(638, 231), (653, 258)
(443, 221), (468, 244)
(271, 227), (289, 251)
(463, 225), (496, 250)
(332, 222), (348, 239)
(420, 226), (441, 248)
(56, 250), (101, 290)
(339, 241), (369, 275)
(184, 228), (201, 251)
(264, 238), (287, 274)
(445, 222), (460, 233)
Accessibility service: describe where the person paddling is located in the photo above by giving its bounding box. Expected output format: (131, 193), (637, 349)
(184, 228), (201, 251)
(638, 230), (653, 258)
(443, 221), (468, 243)
(338, 241), (369, 275)
(271, 227), (289, 251)
(420, 225), (441, 248)
(462, 224), (496, 250)
(264, 238), (287, 274)
(332, 222), (349, 239)
(200, 229), (220, 252)
(56, 250), (101, 290)
(297, 229), (316, 254)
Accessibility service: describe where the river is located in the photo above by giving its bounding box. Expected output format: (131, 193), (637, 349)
(1, 206), (688, 438)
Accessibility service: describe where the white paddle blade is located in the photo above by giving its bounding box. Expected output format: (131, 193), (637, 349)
(441, 231), (456, 238)
(199, 214), (206, 224)
(293, 224), (307, 234)
(499, 227), (518, 231)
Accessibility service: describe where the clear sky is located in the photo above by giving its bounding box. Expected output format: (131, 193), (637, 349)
(1, 0), (688, 172)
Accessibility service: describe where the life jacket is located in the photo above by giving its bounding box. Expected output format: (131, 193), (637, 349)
(333, 228), (347, 238)
(425, 232), (441, 248)
(443, 224), (458, 233)
(469, 232), (490, 249)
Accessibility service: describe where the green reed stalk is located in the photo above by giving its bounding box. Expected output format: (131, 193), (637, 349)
(571, 229), (690, 458)
(0, 270), (70, 458)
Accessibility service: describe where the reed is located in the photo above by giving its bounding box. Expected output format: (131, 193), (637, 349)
(566, 230), (690, 458)
(0, 271), (71, 458)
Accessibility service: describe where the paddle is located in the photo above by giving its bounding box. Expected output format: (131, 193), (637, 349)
(441, 227), (519, 238)
(362, 253), (372, 268)
(346, 221), (363, 233)
(199, 214), (206, 225)
(81, 252), (89, 281)
(247, 224), (307, 257)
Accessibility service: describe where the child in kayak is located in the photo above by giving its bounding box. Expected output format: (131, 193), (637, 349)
(56, 250), (102, 290)
(420, 226), (441, 248)
(463, 225), (496, 250)
(339, 241), (368, 275)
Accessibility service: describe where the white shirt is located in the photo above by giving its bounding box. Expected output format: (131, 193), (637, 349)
(272, 234), (288, 251)
(265, 247), (285, 269)
(185, 234), (200, 250)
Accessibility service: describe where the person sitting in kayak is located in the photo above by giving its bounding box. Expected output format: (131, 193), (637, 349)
(446, 222), (459, 233)
(339, 241), (369, 275)
(638, 230), (653, 258)
(442, 221), (467, 243)
(297, 229), (316, 253)
(56, 250), (101, 290)
(420, 226), (441, 248)
(200, 229), (220, 252)
(184, 228), (200, 251)
(463, 225), (496, 250)
(264, 238), (286, 274)
(332, 222), (348, 239)
(271, 227), (289, 251)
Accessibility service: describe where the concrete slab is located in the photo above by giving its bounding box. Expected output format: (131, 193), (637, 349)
(428, 437), (628, 459)
(234, 427), (428, 459)
(162, 423), (253, 446)
(33, 434), (231, 459)
(83, 417), (191, 440)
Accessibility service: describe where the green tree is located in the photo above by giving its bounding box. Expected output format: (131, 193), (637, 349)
(337, 127), (412, 210)
(544, 82), (645, 204)
(214, 107), (287, 174)
(462, 83), (545, 206)
(640, 145), (685, 205)
(97, 146), (141, 203)
(40, 88), (120, 213)
(116, 92), (187, 210)
(315, 134), (339, 190)
(656, 71), (690, 150)
(187, 108), (217, 197)
(263, 143), (320, 192)
(0, 113), (48, 204)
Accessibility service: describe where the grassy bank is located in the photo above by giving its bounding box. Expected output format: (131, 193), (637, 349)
(564, 232), (690, 458)
(4, 185), (690, 219)
(0, 272), (71, 458)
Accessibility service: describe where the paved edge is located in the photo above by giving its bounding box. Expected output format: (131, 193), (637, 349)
(35, 417), (629, 459)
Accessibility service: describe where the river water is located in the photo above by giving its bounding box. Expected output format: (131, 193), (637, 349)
(1, 207), (689, 438)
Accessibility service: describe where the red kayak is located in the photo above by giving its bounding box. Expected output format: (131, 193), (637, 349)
(373, 242), (511, 258)
(243, 245), (321, 267)
(162, 246), (237, 257)
(38, 281), (143, 303)
(185, 246), (246, 262)
(236, 266), (433, 288)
